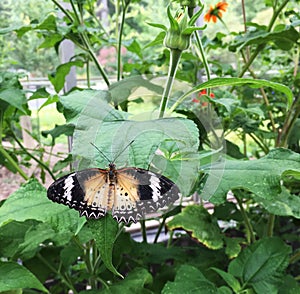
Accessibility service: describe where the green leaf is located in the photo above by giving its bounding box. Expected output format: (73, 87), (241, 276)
(167, 205), (223, 249)
(146, 22), (167, 31)
(224, 237), (243, 259)
(41, 124), (75, 144)
(144, 31), (166, 48)
(0, 178), (83, 231)
(87, 216), (123, 278)
(176, 77), (293, 109)
(39, 33), (63, 48)
(211, 268), (241, 292)
(228, 237), (291, 293)
(254, 186), (300, 218)
(34, 14), (57, 31)
(60, 242), (83, 267)
(100, 268), (153, 294)
(28, 87), (52, 100)
(17, 222), (57, 260)
(52, 154), (73, 173)
(0, 220), (38, 259)
(0, 88), (28, 114)
(0, 261), (47, 292)
(109, 76), (163, 105)
(49, 60), (84, 93)
(202, 148), (300, 208)
(229, 25), (300, 51)
(59, 89), (116, 124)
(60, 89), (199, 196)
(162, 264), (217, 293)
(125, 39), (143, 59)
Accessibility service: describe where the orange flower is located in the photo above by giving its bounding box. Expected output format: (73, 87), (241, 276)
(204, 2), (228, 23)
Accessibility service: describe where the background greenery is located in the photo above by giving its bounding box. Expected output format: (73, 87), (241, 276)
(0, 0), (299, 293)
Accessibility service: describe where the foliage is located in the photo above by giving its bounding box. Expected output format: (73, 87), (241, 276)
(0, 0), (300, 293)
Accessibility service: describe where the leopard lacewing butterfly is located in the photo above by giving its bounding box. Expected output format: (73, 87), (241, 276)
(47, 142), (181, 223)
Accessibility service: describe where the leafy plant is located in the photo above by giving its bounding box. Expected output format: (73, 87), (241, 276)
(0, 0), (299, 293)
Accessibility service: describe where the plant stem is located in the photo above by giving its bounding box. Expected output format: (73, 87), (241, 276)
(159, 49), (182, 118)
(267, 0), (290, 32)
(140, 219), (147, 243)
(51, 0), (74, 22)
(238, 0), (289, 78)
(0, 144), (29, 181)
(277, 96), (300, 147)
(266, 214), (275, 237)
(11, 131), (56, 181)
(81, 32), (110, 87)
(234, 190), (255, 244)
(154, 215), (168, 243)
(117, 1), (129, 81)
(37, 253), (78, 294)
(194, 31), (211, 94)
(248, 133), (269, 155)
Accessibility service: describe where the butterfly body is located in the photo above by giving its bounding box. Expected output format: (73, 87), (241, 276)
(47, 163), (180, 223)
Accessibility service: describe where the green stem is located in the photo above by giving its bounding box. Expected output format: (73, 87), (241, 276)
(51, 0), (74, 23)
(234, 190), (255, 244)
(277, 96), (300, 147)
(86, 59), (91, 88)
(0, 144), (29, 181)
(248, 133), (269, 155)
(140, 219), (147, 243)
(194, 32), (211, 94)
(238, 0), (289, 78)
(159, 49), (182, 118)
(37, 253), (78, 294)
(266, 214), (275, 237)
(11, 131), (56, 181)
(117, 1), (129, 81)
(167, 230), (174, 248)
(154, 215), (168, 243)
(81, 32), (110, 87)
(267, 0), (290, 32)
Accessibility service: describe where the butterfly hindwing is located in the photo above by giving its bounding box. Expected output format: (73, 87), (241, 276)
(47, 166), (181, 223)
(112, 168), (180, 223)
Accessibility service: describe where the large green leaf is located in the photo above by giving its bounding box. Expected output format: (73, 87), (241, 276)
(162, 264), (217, 294)
(0, 178), (83, 230)
(0, 220), (38, 259)
(0, 261), (47, 292)
(228, 237), (291, 293)
(48, 60), (84, 93)
(0, 88), (28, 114)
(87, 216), (122, 278)
(167, 205), (223, 249)
(229, 24), (300, 52)
(211, 267), (241, 293)
(201, 148), (300, 212)
(254, 187), (300, 218)
(109, 76), (163, 104)
(100, 268), (153, 294)
(172, 77), (293, 110)
(60, 89), (200, 196)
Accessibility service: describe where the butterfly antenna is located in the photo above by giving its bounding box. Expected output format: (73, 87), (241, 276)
(112, 139), (135, 164)
(90, 142), (111, 163)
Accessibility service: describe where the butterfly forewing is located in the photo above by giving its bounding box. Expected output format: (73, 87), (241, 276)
(47, 166), (181, 223)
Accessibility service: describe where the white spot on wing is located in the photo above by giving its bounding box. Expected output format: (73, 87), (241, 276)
(149, 172), (161, 202)
(63, 174), (75, 201)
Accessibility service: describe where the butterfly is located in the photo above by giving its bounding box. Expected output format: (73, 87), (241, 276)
(47, 143), (181, 224)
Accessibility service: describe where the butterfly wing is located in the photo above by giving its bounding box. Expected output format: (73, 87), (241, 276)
(112, 168), (181, 223)
(47, 167), (181, 224)
(47, 168), (109, 219)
